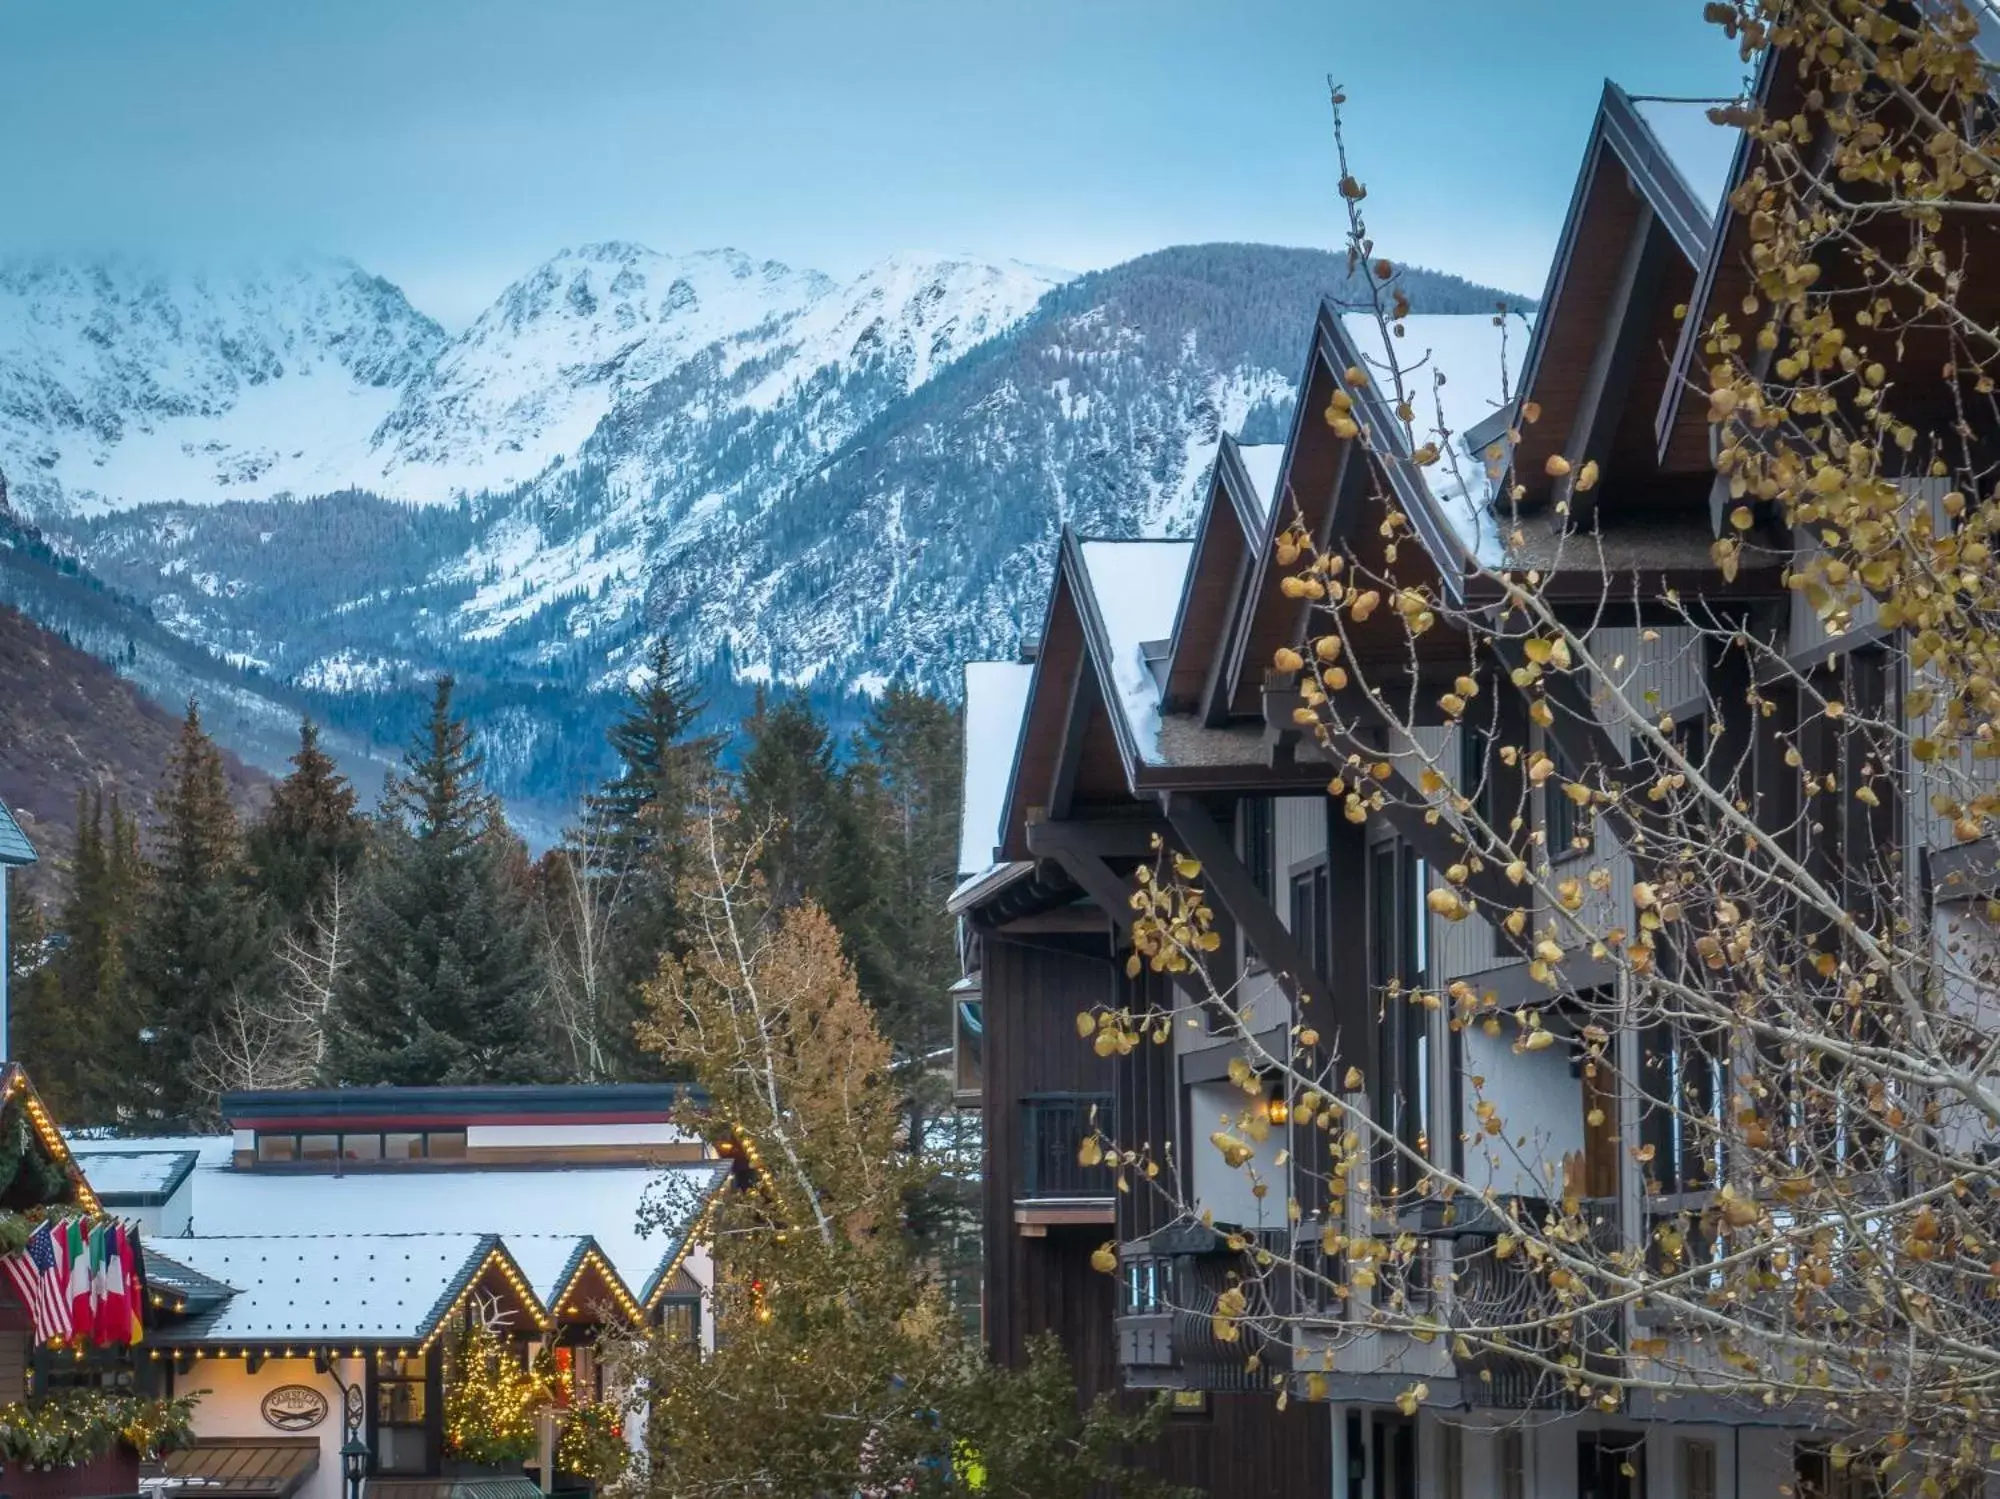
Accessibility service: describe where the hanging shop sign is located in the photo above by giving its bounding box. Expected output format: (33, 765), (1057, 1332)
(261, 1385), (329, 1432)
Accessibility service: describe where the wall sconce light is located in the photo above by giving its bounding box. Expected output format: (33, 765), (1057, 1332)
(1266, 1094), (1290, 1126)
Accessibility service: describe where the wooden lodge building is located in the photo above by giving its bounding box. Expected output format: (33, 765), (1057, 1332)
(950, 63), (2000, 1499)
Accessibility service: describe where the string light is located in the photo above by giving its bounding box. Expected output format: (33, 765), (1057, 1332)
(645, 1179), (728, 1314)
(418, 1247), (550, 1355)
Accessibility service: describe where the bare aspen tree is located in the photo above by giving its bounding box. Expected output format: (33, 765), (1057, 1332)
(1077, 5), (2000, 1491)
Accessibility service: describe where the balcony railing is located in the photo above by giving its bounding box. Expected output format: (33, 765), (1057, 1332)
(1018, 1093), (1114, 1199)
(1114, 1227), (1291, 1394)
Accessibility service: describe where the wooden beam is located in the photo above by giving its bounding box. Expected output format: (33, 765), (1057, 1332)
(1158, 791), (1333, 1015)
(1565, 203), (1669, 531)
(1024, 815), (1168, 862)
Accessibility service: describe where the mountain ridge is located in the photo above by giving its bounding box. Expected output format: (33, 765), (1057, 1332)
(3, 239), (1530, 808)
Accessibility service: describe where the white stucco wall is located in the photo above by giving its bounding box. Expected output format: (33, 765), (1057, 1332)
(179, 1354), (362, 1499)
(1186, 1080), (1286, 1233)
(1458, 1022), (1583, 1199)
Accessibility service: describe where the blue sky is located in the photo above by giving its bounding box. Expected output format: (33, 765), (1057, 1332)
(0, 1), (1746, 326)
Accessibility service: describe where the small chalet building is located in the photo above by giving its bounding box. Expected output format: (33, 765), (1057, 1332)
(43, 1084), (725, 1499)
(953, 70), (1975, 1499)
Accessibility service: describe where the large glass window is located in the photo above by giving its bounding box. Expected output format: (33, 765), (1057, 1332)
(372, 1352), (430, 1475)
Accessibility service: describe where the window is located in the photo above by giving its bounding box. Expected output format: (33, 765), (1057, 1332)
(1680, 1439), (1717, 1499)
(1289, 861), (1330, 981)
(1441, 1423), (1463, 1499)
(371, 1351), (430, 1475)
(1369, 843), (1429, 1190)
(1241, 799), (1274, 902)
(1544, 735), (1583, 860)
(659, 1295), (702, 1349)
(251, 1129), (471, 1165)
(1578, 1432), (1646, 1499)
(1238, 799), (1275, 975)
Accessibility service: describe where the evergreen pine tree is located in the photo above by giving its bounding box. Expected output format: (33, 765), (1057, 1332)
(334, 676), (542, 1085)
(247, 718), (366, 922)
(131, 701), (263, 1127)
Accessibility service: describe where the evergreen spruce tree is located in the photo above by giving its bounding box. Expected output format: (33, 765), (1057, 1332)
(131, 701), (263, 1127)
(335, 676), (542, 1085)
(844, 684), (962, 1058)
(550, 637), (717, 1078)
(737, 689), (844, 910)
(6, 875), (63, 1101)
(247, 718), (366, 923)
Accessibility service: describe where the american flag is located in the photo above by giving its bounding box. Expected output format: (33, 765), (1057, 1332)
(1, 1219), (74, 1344)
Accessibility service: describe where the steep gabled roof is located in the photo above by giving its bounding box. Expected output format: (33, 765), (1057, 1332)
(957, 660), (1036, 879)
(1511, 81), (1727, 510)
(1654, 49), (1788, 472)
(1163, 437), (1281, 715)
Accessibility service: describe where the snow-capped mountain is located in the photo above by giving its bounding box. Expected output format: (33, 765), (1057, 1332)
(370, 243), (838, 501)
(4, 240), (1527, 807)
(0, 253), (445, 518)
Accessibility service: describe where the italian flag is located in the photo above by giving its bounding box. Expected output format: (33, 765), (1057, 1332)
(64, 1220), (90, 1343)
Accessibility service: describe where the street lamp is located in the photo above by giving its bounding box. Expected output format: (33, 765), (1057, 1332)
(341, 1434), (369, 1499)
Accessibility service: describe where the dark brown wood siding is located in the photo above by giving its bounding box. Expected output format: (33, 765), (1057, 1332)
(981, 933), (1334, 1499)
(981, 931), (1119, 1374)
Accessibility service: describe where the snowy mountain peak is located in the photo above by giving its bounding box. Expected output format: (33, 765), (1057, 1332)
(0, 252), (446, 517)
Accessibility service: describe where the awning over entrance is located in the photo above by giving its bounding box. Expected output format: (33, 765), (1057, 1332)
(365, 1479), (544, 1499)
(153, 1438), (319, 1498)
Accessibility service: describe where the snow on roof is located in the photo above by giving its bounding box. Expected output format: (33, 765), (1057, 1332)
(75, 1150), (198, 1203)
(190, 1163), (722, 1302)
(500, 1234), (597, 1304)
(1234, 443), (1286, 522)
(149, 1234), (502, 1343)
(1631, 96), (1739, 225)
(1340, 312), (1524, 568)
(84, 1135), (722, 1306)
(1077, 540), (1196, 765)
(69, 1133), (234, 1166)
(958, 660), (1036, 878)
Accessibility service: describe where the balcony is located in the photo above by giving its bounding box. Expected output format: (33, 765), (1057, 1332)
(1115, 1225), (1291, 1394)
(1014, 1092), (1114, 1231)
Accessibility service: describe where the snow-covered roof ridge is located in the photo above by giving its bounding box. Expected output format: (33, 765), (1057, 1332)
(1074, 538), (1196, 767)
(1232, 441), (1287, 522)
(958, 660), (1036, 878)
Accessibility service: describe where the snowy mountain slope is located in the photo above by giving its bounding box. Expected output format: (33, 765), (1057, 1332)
(23, 242), (1528, 807)
(370, 243), (838, 501)
(0, 253), (446, 519)
(644, 247), (1523, 696)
